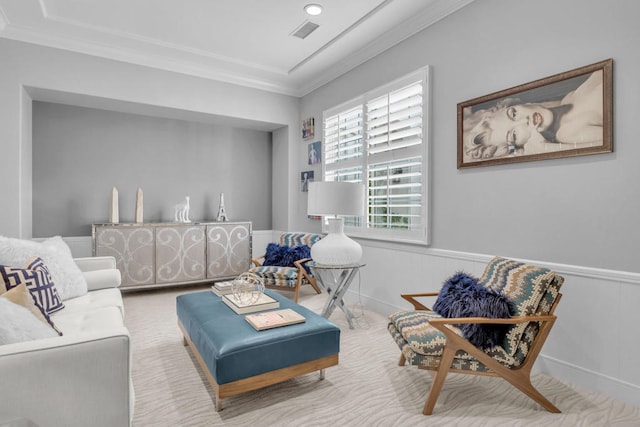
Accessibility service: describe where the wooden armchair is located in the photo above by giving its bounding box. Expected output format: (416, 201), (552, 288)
(248, 233), (323, 302)
(388, 256), (564, 415)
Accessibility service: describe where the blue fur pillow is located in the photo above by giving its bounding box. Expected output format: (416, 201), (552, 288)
(263, 243), (286, 266)
(263, 244), (312, 273)
(433, 272), (514, 349)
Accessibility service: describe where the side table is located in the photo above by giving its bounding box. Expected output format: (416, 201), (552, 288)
(309, 262), (365, 329)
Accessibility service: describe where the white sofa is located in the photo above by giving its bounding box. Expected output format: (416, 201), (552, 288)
(0, 256), (134, 427)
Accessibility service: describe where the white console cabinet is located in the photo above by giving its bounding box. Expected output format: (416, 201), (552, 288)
(92, 221), (252, 289)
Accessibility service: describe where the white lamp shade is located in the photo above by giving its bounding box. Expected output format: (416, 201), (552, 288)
(307, 181), (364, 217)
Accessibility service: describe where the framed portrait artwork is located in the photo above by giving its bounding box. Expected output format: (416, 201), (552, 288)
(308, 141), (321, 165)
(300, 170), (314, 192)
(457, 59), (613, 168)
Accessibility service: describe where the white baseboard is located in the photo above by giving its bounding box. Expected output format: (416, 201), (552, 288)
(535, 354), (640, 409)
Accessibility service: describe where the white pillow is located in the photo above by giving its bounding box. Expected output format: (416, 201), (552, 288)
(0, 236), (88, 300)
(0, 298), (59, 345)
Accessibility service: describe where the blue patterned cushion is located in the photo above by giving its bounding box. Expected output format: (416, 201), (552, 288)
(479, 257), (559, 356)
(279, 233), (322, 247)
(248, 266), (299, 288)
(0, 257), (65, 314)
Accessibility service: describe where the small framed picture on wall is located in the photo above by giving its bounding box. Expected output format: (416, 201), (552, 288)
(308, 141), (321, 165)
(300, 170), (314, 192)
(302, 117), (315, 140)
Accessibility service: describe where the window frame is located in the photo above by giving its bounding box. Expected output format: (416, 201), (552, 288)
(320, 67), (430, 245)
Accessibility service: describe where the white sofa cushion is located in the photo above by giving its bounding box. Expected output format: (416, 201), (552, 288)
(61, 288), (124, 318)
(52, 306), (124, 335)
(0, 236), (88, 300)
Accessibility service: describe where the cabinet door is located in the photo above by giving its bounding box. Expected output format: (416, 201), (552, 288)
(94, 226), (155, 286)
(155, 225), (206, 284)
(206, 223), (252, 279)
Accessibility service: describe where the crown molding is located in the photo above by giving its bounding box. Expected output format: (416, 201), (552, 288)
(297, 0), (475, 96)
(1, 0), (476, 98)
(0, 22), (301, 96)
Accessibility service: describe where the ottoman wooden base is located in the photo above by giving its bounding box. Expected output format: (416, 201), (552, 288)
(179, 320), (338, 411)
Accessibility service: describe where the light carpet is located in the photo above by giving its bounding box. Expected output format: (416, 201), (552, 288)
(124, 285), (640, 427)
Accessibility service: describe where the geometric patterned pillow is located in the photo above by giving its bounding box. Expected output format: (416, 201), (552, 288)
(0, 256), (65, 314)
(478, 256), (557, 356)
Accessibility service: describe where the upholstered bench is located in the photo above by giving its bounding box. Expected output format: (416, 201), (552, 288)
(176, 289), (340, 411)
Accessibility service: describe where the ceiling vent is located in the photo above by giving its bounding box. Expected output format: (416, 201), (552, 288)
(291, 20), (319, 39)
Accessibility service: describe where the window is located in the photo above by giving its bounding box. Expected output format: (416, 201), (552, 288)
(321, 68), (429, 244)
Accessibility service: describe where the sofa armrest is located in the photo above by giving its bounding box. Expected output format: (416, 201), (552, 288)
(0, 329), (133, 427)
(74, 257), (122, 291)
(83, 269), (122, 291)
(74, 256), (116, 272)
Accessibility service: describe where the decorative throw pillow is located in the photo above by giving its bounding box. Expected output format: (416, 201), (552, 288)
(0, 283), (63, 339)
(0, 298), (60, 345)
(434, 272), (514, 349)
(263, 243), (287, 266)
(263, 244), (312, 273)
(0, 235), (88, 300)
(0, 256), (64, 314)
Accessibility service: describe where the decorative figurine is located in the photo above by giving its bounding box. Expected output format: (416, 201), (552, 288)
(216, 192), (228, 222)
(135, 187), (144, 223)
(174, 196), (191, 223)
(109, 187), (119, 224)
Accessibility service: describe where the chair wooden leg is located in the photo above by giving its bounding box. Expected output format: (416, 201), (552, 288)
(308, 277), (322, 294)
(502, 369), (561, 413)
(398, 354), (406, 366)
(293, 284), (300, 303)
(423, 346), (456, 415)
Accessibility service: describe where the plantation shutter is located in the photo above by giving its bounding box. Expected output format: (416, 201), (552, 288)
(366, 80), (424, 232)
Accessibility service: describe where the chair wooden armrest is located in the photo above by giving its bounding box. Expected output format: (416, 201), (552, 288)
(400, 292), (439, 311)
(293, 257), (313, 280)
(428, 314), (557, 326)
(293, 258), (321, 296)
(251, 255), (265, 267)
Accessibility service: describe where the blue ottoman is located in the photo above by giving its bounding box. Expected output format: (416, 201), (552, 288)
(177, 289), (340, 410)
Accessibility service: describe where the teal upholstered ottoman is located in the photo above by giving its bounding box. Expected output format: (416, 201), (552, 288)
(176, 289), (340, 411)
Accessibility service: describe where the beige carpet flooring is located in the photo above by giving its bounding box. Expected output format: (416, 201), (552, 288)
(123, 285), (640, 427)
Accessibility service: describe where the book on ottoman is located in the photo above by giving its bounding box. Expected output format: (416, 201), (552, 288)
(211, 281), (234, 296)
(245, 308), (306, 331)
(222, 292), (279, 314)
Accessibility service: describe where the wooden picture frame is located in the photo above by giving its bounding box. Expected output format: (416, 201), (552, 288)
(457, 59), (613, 168)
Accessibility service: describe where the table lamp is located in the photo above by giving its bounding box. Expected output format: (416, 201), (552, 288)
(307, 181), (365, 265)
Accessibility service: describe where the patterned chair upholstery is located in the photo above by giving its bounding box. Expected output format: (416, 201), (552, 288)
(248, 233), (323, 302)
(388, 256), (564, 415)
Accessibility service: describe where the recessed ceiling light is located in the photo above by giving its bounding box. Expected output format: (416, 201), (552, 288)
(304, 4), (323, 16)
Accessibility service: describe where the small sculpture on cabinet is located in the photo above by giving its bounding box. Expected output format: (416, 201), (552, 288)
(174, 196), (191, 223)
(109, 187), (119, 224)
(135, 188), (144, 223)
(216, 193), (228, 222)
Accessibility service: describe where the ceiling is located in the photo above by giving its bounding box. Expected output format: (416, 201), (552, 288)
(0, 0), (474, 97)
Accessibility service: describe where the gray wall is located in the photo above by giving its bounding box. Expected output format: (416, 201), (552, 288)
(299, 0), (640, 273)
(32, 102), (272, 236)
